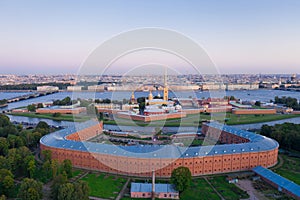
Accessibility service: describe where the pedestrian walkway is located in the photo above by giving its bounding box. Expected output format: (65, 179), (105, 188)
(116, 178), (130, 200)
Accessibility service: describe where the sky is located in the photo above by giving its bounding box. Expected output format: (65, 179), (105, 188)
(0, 0), (300, 75)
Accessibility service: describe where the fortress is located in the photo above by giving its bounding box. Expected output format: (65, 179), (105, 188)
(40, 120), (278, 178)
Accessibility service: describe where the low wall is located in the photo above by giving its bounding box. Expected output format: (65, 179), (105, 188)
(36, 107), (86, 114)
(232, 109), (276, 115)
(117, 112), (187, 122)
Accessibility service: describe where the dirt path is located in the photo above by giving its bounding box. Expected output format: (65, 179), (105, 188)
(42, 180), (53, 200)
(116, 178), (130, 200)
(69, 170), (89, 183)
(235, 179), (268, 200)
(204, 177), (225, 200)
(271, 154), (283, 170)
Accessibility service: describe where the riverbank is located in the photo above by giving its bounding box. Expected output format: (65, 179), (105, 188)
(8, 112), (91, 122)
(225, 113), (300, 125)
(7, 112), (300, 126)
(95, 112), (300, 127)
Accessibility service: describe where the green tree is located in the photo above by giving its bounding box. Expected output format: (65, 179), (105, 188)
(50, 173), (67, 200)
(57, 183), (74, 200)
(42, 160), (52, 179)
(260, 123), (300, 151)
(17, 147), (32, 171)
(254, 101), (261, 107)
(99, 112), (104, 120)
(16, 124), (23, 132)
(27, 104), (36, 112)
(7, 148), (21, 173)
(102, 98), (111, 104)
(61, 159), (72, 178)
(7, 135), (24, 148)
(73, 181), (90, 200)
(0, 125), (18, 138)
(27, 160), (36, 178)
(260, 125), (272, 137)
(36, 121), (49, 130)
(42, 150), (52, 162)
(0, 137), (9, 156)
(0, 99), (7, 105)
(52, 113), (61, 118)
(18, 178), (43, 200)
(0, 156), (9, 170)
(171, 166), (192, 192)
(31, 132), (42, 146)
(0, 114), (10, 127)
(137, 97), (146, 115)
(37, 103), (44, 108)
(62, 97), (71, 105)
(0, 169), (14, 196)
(229, 96), (236, 100)
(51, 159), (59, 178)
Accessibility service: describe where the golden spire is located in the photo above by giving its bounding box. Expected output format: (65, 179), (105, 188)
(163, 67), (168, 101)
(148, 90), (153, 101)
(130, 92), (135, 103)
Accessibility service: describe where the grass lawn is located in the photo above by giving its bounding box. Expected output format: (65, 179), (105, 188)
(180, 178), (220, 200)
(71, 169), (82, 178)
(8, 112), (91, 122)
(273, 154), (300, 185)
(208, 176), (249, 200)
(104, 112), (300, 127)
(80, 173), (126, 198)
(174, 112), (300, 126)
(224, 113), (300, 125)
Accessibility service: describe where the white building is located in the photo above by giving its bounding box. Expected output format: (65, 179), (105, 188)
(88, 85), (105, 91)
(67, 86), (83, 91)
(36, 86), (59, 92)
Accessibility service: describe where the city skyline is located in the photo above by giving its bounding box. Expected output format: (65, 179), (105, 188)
(1, 0), (300, 74)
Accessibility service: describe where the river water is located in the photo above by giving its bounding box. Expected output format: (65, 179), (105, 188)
(3, 89), (300, 131)
(1, 89), (300, 112)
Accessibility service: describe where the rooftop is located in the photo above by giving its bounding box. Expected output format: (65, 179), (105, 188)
(253, 166), (300, 198)
(40, 120), (279, 159)
(130, 183), (178, 193)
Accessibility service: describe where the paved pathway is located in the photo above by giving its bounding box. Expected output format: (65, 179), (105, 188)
(235, 179), (268, 200)
(271, 154), (283, 170)
(116, 178), (130, 200)
(204, 177), (225, 200)
(69, 170), (89, 183)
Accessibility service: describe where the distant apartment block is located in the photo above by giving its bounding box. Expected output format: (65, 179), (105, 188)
(88, 85), (105, 91)
(67, 86), (83, 91)
(200, 83), (259, 90)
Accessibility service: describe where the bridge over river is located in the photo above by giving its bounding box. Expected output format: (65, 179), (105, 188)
(5, 90), (58, 103)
